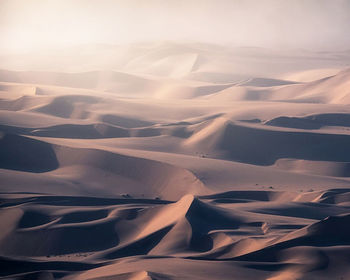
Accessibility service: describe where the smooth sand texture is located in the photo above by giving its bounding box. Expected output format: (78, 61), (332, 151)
(1, 43), (350, 279)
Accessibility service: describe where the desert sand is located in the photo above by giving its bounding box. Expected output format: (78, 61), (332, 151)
(1, 42), (350, 279)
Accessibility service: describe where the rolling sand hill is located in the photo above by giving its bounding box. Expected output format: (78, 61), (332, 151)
(1, 42), (350, 279)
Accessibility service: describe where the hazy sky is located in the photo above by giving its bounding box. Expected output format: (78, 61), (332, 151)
(1, 0), (350, 51)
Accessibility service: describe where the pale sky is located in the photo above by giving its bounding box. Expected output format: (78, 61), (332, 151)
(1, 0), (350, 51)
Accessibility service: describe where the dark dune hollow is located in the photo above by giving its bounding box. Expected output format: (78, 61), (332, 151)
(0, 134), (58, 172)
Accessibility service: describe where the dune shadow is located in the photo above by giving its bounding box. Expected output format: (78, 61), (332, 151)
(0, 134), (58, 172)
(220, 123), (350, 165)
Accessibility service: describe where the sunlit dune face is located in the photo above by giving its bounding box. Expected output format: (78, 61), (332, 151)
(1, 0), (350, 53)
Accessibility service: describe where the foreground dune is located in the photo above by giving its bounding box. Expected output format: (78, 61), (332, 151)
(1, 42), (350, 279)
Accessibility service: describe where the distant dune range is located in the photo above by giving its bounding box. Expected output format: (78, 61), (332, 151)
(1, 43), (350, 279)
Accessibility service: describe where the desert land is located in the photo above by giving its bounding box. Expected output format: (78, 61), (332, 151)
(1, 42), (350, 279)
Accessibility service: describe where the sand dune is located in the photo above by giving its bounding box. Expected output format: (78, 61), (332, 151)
(266, 113), (350, 129)
(0, 134), (207, 200)
(203, 67), (350, 104)
(1, 189), (350, 279)
(0, 69), (155, 94)
(270, 68), (350, 104)
(1, 43), (350, 279)
(184, 118), (350, 165)
(238, 77), (297, 87)
(275, 159), (350, 177)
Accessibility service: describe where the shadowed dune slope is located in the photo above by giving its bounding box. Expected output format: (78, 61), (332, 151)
(0, 134), (58, 172)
